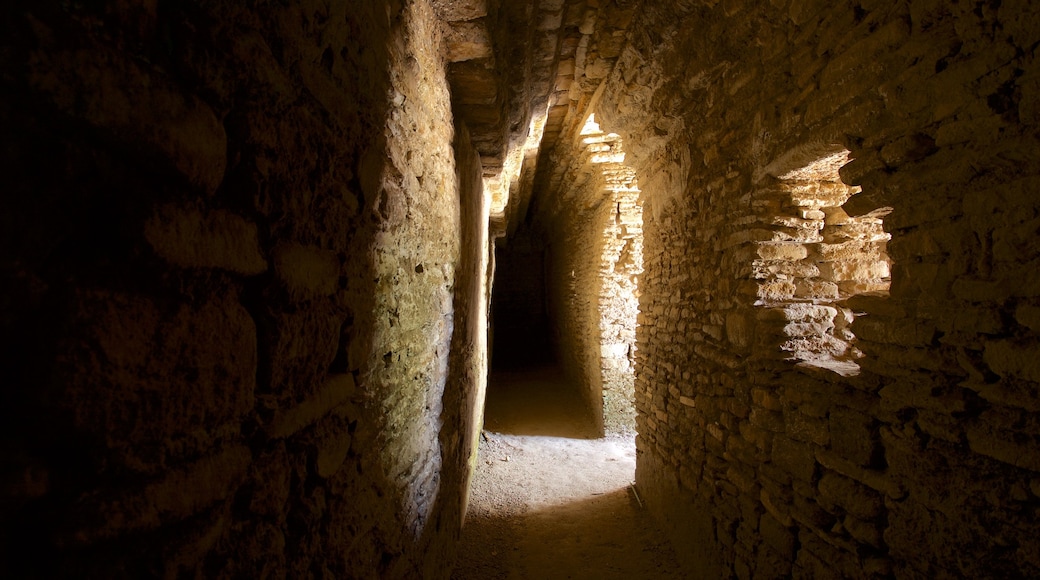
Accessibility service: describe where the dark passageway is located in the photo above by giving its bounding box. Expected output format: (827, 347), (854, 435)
(490, 227), (556, 371)
(2, 1), (1040, 578)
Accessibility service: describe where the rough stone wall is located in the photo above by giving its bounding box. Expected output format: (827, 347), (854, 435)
(545, 119), (643, 435)
(547, 187), (611, 432)
(445, 123), (492, 521)
(598, 189), (643, 435)
(752, 149), (892, 376)
(0, 1), (482, 578)
(595, 1), (1040, 577)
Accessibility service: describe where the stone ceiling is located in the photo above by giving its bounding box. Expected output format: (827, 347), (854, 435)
(432, 0), (639, 238)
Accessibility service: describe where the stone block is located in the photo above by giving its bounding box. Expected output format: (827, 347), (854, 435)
(760, 511), (797, 557)
(316, 420), (354, 479)
(269, 373), (357, 439)
(60, 288), (256, 472)
(750, 408), (785, 432)
(63, 444), (251, 544)
(757, 242), (809, 261)
(815, 448), (903, 499)
(843, 515), (883, 548)
(790, 493), (835, 531)
(146, 205), (267, 275)
(785, 411), (830, 446)
(431, 0), (487, 21)
(984, 339), (1040, 384)
(966, 421), (1040, 471)
(444, 21), (493, 61)
(752, 388), (784, 411)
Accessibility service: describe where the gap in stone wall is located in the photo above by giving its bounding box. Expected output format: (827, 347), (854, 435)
(754, 149), (891, 376)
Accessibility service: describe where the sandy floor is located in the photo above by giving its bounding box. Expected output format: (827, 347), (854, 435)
(451, 368), (684, 580)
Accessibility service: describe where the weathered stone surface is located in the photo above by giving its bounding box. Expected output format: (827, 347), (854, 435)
(28, 45), (227, 193)
(444, 20), (493, 62)
(0, 1), (485, 578)
(432, 0), (487, 22)
(272, 243), (340, 300)
(3, 0), (1040, 578)
(582, 1), (1040, 578)
(146, 205), (268, 275)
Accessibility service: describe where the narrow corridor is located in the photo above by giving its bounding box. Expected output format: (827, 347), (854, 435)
(452, 368), (682, 579)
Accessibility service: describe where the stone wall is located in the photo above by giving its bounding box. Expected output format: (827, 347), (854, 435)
(547, 175), (611, 432)
(545, 117), (643, 435)
(0, 1), (484, 577)
(445, 123), (493, 522)
(595, 1), (1040, 577)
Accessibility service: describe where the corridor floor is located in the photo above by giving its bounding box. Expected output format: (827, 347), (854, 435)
(451, 367), (684, 579)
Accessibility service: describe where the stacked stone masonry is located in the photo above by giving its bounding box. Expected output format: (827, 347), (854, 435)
(546, 116), (643, 435)
(3, 0), (1040, 578)
(0, 1), (489, 577)
(590, 1), (1040, 578)
(752, 149), (892, 376)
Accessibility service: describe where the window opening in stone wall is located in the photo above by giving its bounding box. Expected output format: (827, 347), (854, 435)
(582, 114), (644, 433)
(754, 149), (891, 376)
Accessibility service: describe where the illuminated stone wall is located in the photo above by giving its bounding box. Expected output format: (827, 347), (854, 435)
(595, 1), (1040, 577)
(546, 117), (643, 435)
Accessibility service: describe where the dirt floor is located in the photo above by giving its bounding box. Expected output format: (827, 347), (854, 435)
(451, 367), (685, 580)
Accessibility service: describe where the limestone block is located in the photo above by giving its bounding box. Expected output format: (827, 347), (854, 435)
(750, 408), (785, 433)
(843, 515), (884, 548)
(725, 310), (752, 347)
(983, 339), (1040, 384)
(815, 448), (903, 499)
(317, 427), (353, 479)
(444, 21), (493, 61)
(537, 9), (564, 31)
(966, 422), (1040, 471)
(146, 205), (267, 274)
(818, 259), (890, 282)
(65, 444), (251, 544)
(60, 288), (256, 473)
(793, 278), (840, 301)
(757, 242), (809, 261)
(853, 315), (936, 346)
(247, 444), (291, 518)
(752, 258), (821, 280)
(757, 279), (798, 302)
(828, 408), (878, 467)
(752, 388), (783, 412)
(431, 0), (487, 21)
(790, 493), (836, 532)
(1015, 303), (1040, 332)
